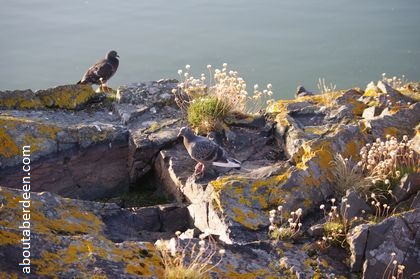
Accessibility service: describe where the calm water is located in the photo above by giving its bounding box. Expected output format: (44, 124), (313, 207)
(1, 0), (419, 99)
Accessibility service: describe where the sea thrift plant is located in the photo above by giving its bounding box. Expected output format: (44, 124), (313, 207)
(381, 73), (409, 90)
(172, 64), (274, 132)
(358, 135), (418, 188)
(268, 206), (303, 241)
(155, 232), (225, 279)
(319, 198), (349, 248)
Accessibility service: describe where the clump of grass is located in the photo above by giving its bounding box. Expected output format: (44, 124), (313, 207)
(187, 96), (230, 134)
(330, 153), (372, 196)
(173, 63), (274, 133)
(268, 206), (303, 241)
(155, 232), (225, 279)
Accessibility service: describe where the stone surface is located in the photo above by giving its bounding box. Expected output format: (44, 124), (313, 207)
(0, 84), (98, 110)
(362, 210), (420, 278)
(340, 191), (372, 221)
(393, 173), (420, 204)
(347, 224), (369, 272)
(0, 187), (295, 278)
(0, 109), (128, 200)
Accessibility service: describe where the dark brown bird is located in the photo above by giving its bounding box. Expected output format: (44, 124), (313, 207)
(77, 50), (119, 92)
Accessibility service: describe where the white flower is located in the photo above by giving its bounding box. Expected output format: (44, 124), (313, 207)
(277, 205), (283, 211)
(185, 64), (191, 70)
(267, 83), (273, 90)
(199, 240), (205, 246)
(175, 231), (181, 236)
(254, 84), (259, 90)
(206, 64), (212, 69)
(269, 225), (276, 231)
(219, 249), (226, 255)
(320, 204), (325, 210)
(177, 69), (183, 75)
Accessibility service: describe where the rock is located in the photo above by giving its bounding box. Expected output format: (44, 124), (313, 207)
(308, 223), (325, 237)
(0, 187), (290, 278)
(0, 187), (166, 278)
(362, 106), (381, 119)
(0, 109), (128, 200)
(0, 84), (100, 110)
(340, 191), (372, 221)
(411, 191), (420, 209)
(0, 89), (43, 109)
(362, 209), (420, 278)
(366, 102), (420, 139)
(376, 81), (413, 104)
(116, 79), (177, 107)
(347, 224), (369, 272)
(115, 80), (183, 184)
(392, 173), (420, 204)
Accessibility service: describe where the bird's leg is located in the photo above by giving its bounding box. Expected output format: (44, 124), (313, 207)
(98, 78), (107, 93)
(193, 163), (205, 177)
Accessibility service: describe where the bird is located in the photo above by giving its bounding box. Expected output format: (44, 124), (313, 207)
(77, 50), (119, 92)
(178, 126), (241, 176)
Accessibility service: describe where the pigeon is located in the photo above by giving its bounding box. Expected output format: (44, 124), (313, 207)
(77, 50), (119, 92)
(178, 127), (241, 176)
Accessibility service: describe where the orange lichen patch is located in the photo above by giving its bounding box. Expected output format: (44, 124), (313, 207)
(38, 84), (96, 110)
(0, 90), (43, 109)
(293, 141), (316, 170)
(0, 272), (19, 279)
(299, 91), (341, 106)
(119, 242), (164, 277)
(0, 229), (20, 246)
(383, 127), (399, 137)
(348, 99), (366, 116)
(0, 115), (60, 156)
(0, 127), (20, 158)
(30, 203), (104, 236)
(363, 87), (381, 97)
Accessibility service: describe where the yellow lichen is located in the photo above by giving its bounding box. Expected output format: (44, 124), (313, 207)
(0, 127), (20, 158)
(38, 84), (96, 109)
(0, 230), (20, 246)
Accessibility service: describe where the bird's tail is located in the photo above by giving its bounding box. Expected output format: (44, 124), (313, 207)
(77, 80), (82, 84)
(212, 158), (241, 168)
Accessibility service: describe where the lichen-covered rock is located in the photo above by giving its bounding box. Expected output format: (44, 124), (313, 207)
(37, 84), (98, 110)
(0, 84), (99, 110)
(0, 89), (43, 109)
(347, 224), (369, 272)
(0, 187), (166, 278)
(0, 109), (128, 200)
(347, 210), (420, 278)
(116, 80), (183, 184)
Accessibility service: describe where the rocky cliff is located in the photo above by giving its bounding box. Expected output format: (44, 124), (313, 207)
(0, 80), (419, 278)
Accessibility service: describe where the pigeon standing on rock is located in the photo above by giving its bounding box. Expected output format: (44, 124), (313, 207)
(77, 50), (119, 92)
(178, 127), (241, 176)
